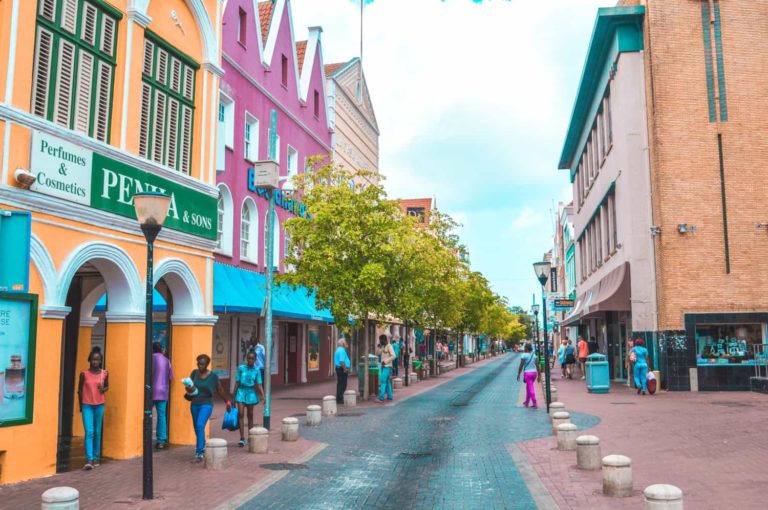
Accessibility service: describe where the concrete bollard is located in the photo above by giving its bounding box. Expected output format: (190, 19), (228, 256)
(306, 405), (322, 426)
(41, 487), (79, 510)
(205, 438), (228, 470)
(550, 387), (558, 403)
(393, 377), (403, 389)
(410, 372), (418, 383)
(551, 411), (571, 434)
(322, 395), (337, 416)
(549, 401), (566, 417)
(556, 423), (578, 451)
(576, 435), (601, 470)
(281, 417), (300, 441)
(248, 427), (269, 454)
(343, 389), (357, 407)
(602, 455), (633, 497)
(644, 484), (683, 510)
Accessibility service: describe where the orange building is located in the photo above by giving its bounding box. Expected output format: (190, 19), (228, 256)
(0, 0), (222, 483)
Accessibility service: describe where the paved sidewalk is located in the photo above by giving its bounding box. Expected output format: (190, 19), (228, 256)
(517, 372), (768, 509)
(0, 355), (499, 509)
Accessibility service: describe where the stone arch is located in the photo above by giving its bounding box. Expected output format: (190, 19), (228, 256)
(130, 0), (219, 66)
(153, 258), (204, 317)
(29, 233), (57, 305)
(56, 242), (143, 314)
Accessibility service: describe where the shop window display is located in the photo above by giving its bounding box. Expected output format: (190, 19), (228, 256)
(695, 323), (765, 366)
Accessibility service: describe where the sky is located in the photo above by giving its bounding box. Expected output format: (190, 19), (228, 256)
(291, 0), (617, 310)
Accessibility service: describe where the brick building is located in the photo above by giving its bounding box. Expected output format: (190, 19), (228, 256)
(560, 1), (768, 391)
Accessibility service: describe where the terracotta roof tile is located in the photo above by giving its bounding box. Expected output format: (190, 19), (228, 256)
(296, 40), (307, 74)
(324, 62), (347, 77)
(258, 1), (274, 45)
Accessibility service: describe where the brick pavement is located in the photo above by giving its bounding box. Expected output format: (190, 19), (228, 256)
(517, 373), (768, 509)
(0, 355), (499, 509)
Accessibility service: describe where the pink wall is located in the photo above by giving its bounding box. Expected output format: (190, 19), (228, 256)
(217, 0), (332, 270)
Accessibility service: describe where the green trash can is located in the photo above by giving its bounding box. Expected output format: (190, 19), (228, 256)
(585, 353), (610, 393)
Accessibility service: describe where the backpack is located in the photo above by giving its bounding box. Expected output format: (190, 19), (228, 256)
(629, 350), (637, 363)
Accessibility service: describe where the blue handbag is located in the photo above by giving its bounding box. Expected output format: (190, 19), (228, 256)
(222, 405), (239, 431)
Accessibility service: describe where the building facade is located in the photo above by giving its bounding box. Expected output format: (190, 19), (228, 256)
(0, 0), (221, 483)
(561, 1), (768, 391)
(213, 0), (336, 391)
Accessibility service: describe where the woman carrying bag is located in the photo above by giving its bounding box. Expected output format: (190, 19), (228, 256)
(183, 354), (231, 462)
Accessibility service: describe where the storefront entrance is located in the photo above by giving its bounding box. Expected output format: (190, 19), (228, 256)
(284, 323), (300, 384)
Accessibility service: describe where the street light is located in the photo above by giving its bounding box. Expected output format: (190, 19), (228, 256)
(532, 260), (552, 413)
(133, 191), (171, 501)
(531, 302), (540, 355)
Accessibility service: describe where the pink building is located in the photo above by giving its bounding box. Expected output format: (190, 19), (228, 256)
(212, 0), (335, 389)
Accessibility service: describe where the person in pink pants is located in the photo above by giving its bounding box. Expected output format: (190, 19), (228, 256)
(517, 343), (540, 408)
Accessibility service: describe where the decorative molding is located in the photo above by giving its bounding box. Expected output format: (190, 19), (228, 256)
(126, 8), (152, 28)
(79, 316), (100, 328)
(29, 233), (57, 304)
(203, 62), (225, 78)
(40, 305), (72, 319)
(0, 105), (218, 198)
(172, 314), (219, 326)
(104, 311), (145, 323)
(154, 257), (205, 316)
(221, 54), (332, 152)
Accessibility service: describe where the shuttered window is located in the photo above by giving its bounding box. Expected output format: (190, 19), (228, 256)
(31, 0), (120, 142)
(139, 34), (197, 174)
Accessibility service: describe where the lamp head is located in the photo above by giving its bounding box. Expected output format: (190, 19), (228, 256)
(533, 261), (551, 286)
(532, 303), (540, 315)
(133, 192), (171, 242)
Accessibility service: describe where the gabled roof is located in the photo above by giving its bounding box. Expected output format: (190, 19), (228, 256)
(296, 40), (307, 74)
(324, 62), (346, 77)
(258, 1), (274, 46)
(326, 57), (379, 134)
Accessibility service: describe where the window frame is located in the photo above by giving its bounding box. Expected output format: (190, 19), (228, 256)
(244, 112), (259, 163)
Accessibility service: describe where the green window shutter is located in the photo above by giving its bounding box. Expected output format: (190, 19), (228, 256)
(81, 3), (97, 46)
(166, 97), (179, 169)
(156, 48), (168, 85)
(139, 82), (152, 158)
(142, 39), (154, 76)
(31, 28), (54, 118)
(94, 60), (112, 142)
(170, 57), (181, 93)
(99, 14), (115, 57)
(53, 38), (76, 127)
(183, 67), (194, 100)
(39, 0), (56, 22)
(151, 89), (167, 164)
(180, 105), (192, 174)
(73, 50), (94, 134)
(61, 0), (78, 34)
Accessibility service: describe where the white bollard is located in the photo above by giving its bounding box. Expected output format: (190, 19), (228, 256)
(41, 487), (79, 510)
(205, 438), (228, 470)
(306, 405), (322, 426)
(644, 484), (684, 510)
(281, 417), (300, 441)
(343, 389), (357, 407)
(602, 455), (633, 497)
(393, 377), (403, 389)
(556, 423), (578, 451)
(550, 387), (558, 403)
(551, 411), (571, 434)
(549, 402), (566, 417)
(248, 427), (269, 454)
(410, 372), (418, 383)
(322, 395), (337, 416)
(576, 435), (601, 470)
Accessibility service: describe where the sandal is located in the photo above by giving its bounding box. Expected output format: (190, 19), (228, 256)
(238, 439), (246, 447)
(156, 443), (167, 450)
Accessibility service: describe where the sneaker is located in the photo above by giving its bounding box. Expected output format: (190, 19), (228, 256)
(93, 459), (100, 467)
(376, 398), (385, 403)
(637, 388), (641, 395)
(238, 439), (246, 447)
(642, 391), (646, 395)
(581, 376), (586, 380)
(83, 463), (93, 471)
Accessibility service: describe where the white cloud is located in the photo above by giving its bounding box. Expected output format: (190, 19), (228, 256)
(510, 206), (546, 233)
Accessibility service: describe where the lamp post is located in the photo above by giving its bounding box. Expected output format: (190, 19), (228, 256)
(133, 192), (171, 501)
(532, 302), (540, 357)
(533, 261), (552, 413)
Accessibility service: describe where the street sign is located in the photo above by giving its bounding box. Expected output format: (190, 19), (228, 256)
(553, 298), (574, 309)
(0, 211), (31, 293)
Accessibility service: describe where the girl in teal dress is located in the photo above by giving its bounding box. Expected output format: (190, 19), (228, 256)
(233, 351), (265, 447)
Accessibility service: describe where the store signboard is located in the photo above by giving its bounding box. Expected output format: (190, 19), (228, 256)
(0, 293), (38, 427)
(554, 299), (575, 310)
(212, 320), (230, 379)
(29, 131), (217, 240)
(0, 211), (31, 293)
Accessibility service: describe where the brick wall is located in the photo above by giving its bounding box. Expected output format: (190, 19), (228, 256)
(643, 0), (768, 330)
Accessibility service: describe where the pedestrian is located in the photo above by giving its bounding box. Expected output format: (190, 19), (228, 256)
(419, 341), (426, 360)
(184, 354), (231, 462)
(391, 336), (401, 377)
(557, 340), (567, 378)
(630, 338), (650, 395)
(151, 341), (173, 450)
(253, 337), (266, 390)
(232, 350), (264, 447)
(78, 346), (108, 470)
(517, 343), (540, 408)
(334, 338), (351, 404)
(377, 335), (396, 402)
(577, 335), (589, 380)
(625, 337), (635, 388)
(565, 340), (577, 379)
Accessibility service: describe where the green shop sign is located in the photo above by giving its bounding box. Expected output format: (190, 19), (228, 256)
(30, 131), (217, 240)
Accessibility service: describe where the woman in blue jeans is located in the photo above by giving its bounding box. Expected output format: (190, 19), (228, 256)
(377, 335), (396, 402)
(78, 347), (108, 470)
(631, 338), (650, 395)
(185, 354), (231, 462)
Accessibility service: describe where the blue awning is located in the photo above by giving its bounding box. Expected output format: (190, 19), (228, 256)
(213, 262), (333, 323)
(94, 289), (167, 312)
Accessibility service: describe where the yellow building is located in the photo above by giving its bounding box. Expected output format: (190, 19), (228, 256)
(0, 0), (222, 483)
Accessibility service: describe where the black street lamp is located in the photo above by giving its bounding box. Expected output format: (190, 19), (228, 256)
(531, 302), (540, 356)
(533, 261), (553, 413)
(134, 191), (171, 501)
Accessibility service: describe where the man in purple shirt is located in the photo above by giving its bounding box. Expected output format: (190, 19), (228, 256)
(152, 342), (174, 449)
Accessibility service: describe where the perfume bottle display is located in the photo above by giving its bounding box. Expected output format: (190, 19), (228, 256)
(4, 355), (25, 399)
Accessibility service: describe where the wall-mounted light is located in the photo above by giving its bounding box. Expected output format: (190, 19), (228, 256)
(14, 168), (36, 188)
(650, 226), (661, 237)
(678, 223), (697, 235)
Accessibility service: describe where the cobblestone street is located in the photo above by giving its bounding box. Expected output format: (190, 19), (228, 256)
(240, 354), (597, 509)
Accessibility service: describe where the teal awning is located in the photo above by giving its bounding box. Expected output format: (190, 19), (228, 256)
(95, 290), (166, 312)
(213, 262), (333, 323)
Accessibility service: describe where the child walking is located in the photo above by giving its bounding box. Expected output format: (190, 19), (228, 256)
(232, 351), (265, 447)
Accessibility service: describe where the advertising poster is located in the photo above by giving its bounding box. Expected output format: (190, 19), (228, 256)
(212, 320), (230, 378)
(308, 327), (319, 371)
(0, 294), (37, 427)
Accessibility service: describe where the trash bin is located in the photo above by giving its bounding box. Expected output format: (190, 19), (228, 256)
(358, 355), (380, 396)
(585, 353), (610, 393)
